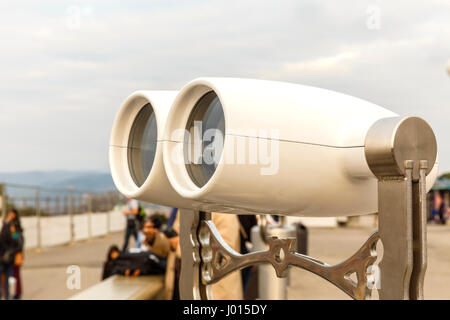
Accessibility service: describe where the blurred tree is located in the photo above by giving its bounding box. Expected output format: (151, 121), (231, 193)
(439, 172), (450, 180)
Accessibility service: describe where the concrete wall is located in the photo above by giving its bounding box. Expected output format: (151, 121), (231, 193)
(1, 210), (125, 249)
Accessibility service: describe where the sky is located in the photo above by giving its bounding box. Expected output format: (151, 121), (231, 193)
(0, 0), (449, 173)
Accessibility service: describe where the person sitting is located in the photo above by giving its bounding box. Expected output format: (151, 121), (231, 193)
(140, 217), (170, 259)
(102, 244), (165, 280)
(102, 245), (121, 280)
(113, 250), (165, 276)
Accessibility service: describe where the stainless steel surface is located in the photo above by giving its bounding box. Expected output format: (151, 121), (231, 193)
(365, 115), (434, 299)
(200, 220), (379, 300)
(258, 215), (270, 245)
(179, 209), (212, 300)
(251, 225), (296, 299)
(365, 116), (437, 180)
(410, 160), (428, 299)
(377, 162), (414, 299)
(375, 160), (428, 299)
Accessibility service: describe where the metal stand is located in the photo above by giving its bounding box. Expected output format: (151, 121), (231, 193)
(179, 210), (212, 300)
(376, 160), (428, 299)
(179, 117), (437, 300)
(251, 219), (297, 300)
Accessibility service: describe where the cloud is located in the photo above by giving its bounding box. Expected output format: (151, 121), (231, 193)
(0, 0), (449, 173)
(272, 51), (361, 77)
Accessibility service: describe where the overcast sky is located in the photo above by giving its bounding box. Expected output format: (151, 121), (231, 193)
(0, 0), (449, 173)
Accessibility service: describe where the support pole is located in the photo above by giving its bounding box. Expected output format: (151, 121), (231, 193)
(36, 186), (42, 252)
(179, 209), (211, 300)
(1, 184), (6, 220)
(87, 193), (92, 241)
(68, 187), (75, 244)
(106, 194), (111, 235)
(365, 116), (437, 300)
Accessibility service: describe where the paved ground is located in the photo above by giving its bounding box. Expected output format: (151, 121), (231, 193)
(22, 232), (136, 300)
(20, 219), (450, 300)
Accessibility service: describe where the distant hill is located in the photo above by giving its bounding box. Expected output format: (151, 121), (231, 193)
(0, 171), (116, 192)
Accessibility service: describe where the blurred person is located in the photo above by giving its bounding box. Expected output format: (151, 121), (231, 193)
(437, 191), (447, 224)
(432, 191), (447, 224)
(163, 227), (180, 300)
(122, 197), (139, 252)
(102, 244), (165, 279)
(0, 223), (12, 299)
(167, 207), (178, 228)
(102, 245), (121, 280)
(0, 209), (21, 299)
(140, 216), (170, 258)
(118, 251), (165, 277)
(431, 191), (443, 221)
(136, 222), (145, 250)
(9, 209), (24, 300)
(135, 210), (149, 250)
(238, 215), (257, 294)
(135, 203), (147, 231)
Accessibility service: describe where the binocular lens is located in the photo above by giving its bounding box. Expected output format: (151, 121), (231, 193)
(128, 103), (158, 187)
(184, 91), (225, 187)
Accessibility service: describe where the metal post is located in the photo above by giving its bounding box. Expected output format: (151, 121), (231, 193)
(79, 194), (83, 214)
(45, 197), (50, 215)
(36, 187), (42, 252)
(376, 164), (414, 299)
(106, 192), (113, 235)
(107, 199), (111, 235)
(56, 196), (60, 215)
(251, 224), (296, 299)
(68, 187), (74, 244)
(365, 116), (437, 300)
(409, 160), (428, 299)
(64, 196), (68, 215)
(1, 184), (6, 220)
(179, 209), (211, 300)
(87, 193), (92, 240)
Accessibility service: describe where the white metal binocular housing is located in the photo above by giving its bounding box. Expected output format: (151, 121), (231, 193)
(109, 78), (438, 300)
(110, 78), (438, 217)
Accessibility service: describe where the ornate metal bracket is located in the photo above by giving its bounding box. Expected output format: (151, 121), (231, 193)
(179, 210), (380, 300)
(200, 219), (380, 300)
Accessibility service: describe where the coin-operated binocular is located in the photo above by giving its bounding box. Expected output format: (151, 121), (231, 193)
(109, 90), (193, 208)
(109, 78), (438, 300)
